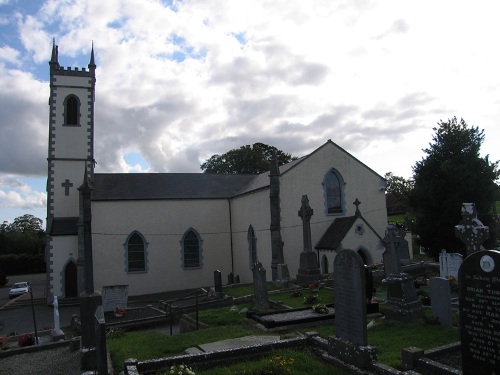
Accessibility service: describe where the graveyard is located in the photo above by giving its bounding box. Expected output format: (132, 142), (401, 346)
(1, 203), (499, 375)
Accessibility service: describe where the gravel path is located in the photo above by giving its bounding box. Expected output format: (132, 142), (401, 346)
(0, 346), (81, 375)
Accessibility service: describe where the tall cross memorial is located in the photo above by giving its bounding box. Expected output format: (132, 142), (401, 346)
(296, 195), (320, 286)
(78, 168), (102, 370)
(455, 203), (489, 256)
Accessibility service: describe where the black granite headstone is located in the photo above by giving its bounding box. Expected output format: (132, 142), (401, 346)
(458, 250), (500, 374)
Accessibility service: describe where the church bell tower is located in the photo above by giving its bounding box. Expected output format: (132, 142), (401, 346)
(46, 41), (96, 301)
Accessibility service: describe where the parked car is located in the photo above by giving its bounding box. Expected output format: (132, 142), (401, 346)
(9, 282), (29, 299)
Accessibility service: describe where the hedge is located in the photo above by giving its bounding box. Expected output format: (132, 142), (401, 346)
(0, 254), (46, 275)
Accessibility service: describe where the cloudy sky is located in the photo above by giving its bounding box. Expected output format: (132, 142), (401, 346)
(1, 0), (499, 226)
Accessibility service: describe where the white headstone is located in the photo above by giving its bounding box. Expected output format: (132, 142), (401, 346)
(102, 285), (129, 312)
(439, 250), (463, 279)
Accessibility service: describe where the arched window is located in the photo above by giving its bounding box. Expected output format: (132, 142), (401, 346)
(125, 231), (147, 272)
(248, 225), (257, 267)
(64, 95), (80, 125)
(323, 169), (345, 214)
(181, 229), (203, 269)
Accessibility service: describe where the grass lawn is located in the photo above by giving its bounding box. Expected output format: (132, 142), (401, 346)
(108, 300), (460, 373)
(269, 288), (334, 308)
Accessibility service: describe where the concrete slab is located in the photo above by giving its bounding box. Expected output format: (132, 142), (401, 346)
(185, 347), (204, 354)
(199, 335), (280, 352)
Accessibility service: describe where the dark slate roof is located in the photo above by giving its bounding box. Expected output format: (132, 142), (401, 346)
(315, 216), (357, 251)
(92, 173), (257, 200)
(49, 217), (79, 236)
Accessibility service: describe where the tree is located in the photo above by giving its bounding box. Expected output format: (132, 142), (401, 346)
(1, 214), (45, 255)
(384, 172), (414, 211)
(201, 142), (297, 174)
(409, 117), (499, 259)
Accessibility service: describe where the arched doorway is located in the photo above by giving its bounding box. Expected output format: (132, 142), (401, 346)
(321, 254), (329, 274)
(357, 248), (372, 265)
(64, 260), (77, 298)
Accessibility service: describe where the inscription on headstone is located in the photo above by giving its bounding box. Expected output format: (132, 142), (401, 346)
(102, 285), (129, 312)
(334, 249), (367, 346)
(459, 250), (500, 374)
(439, 250), (463, 279)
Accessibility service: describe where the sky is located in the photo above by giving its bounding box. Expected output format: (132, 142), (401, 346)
(1, 0), (499, 227)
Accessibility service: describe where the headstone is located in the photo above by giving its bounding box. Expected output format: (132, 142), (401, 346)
(384, 273), (425, 322)
(214, 270), (224, 298)
(227, 272), (234, 285)
(439, 250), (463, 279)
(458, 250), (500, 375)
(383, 249), (401, 278)
(102, 285), (129, 312)
(51, 296), (65, 341)
(329, 250), (376, 369)
(385, 225), (410, 262)
(94, 306), (108, 375)
(455, 203), (489, 256)
(429, 277), (452, 327)
(296, 195), (320, 286)
(252, 262), (269, 312)
(274, 263), (290, 287)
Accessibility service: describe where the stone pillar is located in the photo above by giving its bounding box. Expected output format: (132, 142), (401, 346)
(269, 154), (286, 280)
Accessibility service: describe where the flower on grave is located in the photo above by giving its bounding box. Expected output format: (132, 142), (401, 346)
(413, 276), (426, 288)
(370, 263), (379, 269)
(170, 364), (195, 375)
(263, 355), (295, 374)
(114, 306), (127, 315)
(312, 303), (329, 314)
(18, 334), (35, 348)
(0, 336), (9, 350)
(290, 289), (302, 297)
(303, 294), (320, 305)
(308, 281), (320, 290)
(447, 276), (456, 282)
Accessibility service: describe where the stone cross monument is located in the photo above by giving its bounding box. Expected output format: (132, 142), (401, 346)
(296, 195), (320, 285)
(78, 168), (102, 370)
(455, 203), (489, 256)
(269, 154), (288, 281)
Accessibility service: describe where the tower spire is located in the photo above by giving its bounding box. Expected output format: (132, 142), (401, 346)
(88, 41), (96, 70)
(50, 38), (59, 69)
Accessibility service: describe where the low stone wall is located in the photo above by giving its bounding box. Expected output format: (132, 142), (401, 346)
(124, 334), (312, 374)
(401, 341), (462, 374)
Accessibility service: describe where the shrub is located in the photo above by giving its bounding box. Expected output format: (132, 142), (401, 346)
(303, 294), (320, 305)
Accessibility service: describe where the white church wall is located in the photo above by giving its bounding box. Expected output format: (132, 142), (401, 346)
(51, 162), (85, 217)
(338, 218), (384, 264)
(92, 199), (232, 295)
(278, 142), (387, 276)
(230, 189), (272, 284)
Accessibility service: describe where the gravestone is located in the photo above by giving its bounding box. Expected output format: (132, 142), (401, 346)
(252, 262), (269, 312)
(458, 250), (500, 375)
(329, 250), (376, 369)
(94, 306), (108, 375)
(383, 249), (401, 278)
(214, 270), (224, 298)
(439, 250), (463, 279)
(383, 226), (405, 276)
(296, 195), (321, 286)
(102, 285), (129, 312)
(384, 273), (424, 322)
(274, 263), (290, 287)
(429, 277), (452, 327)
(455, 203), (489, 256)
(51, 296), (65, 341)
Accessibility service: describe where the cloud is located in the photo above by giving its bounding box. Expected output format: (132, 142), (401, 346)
(0, 175), (46, 209)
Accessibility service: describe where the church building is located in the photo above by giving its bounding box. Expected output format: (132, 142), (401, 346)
(45, 45), (388, 302)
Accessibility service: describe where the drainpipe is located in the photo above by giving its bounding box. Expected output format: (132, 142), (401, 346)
(228, 199), (234, 276)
